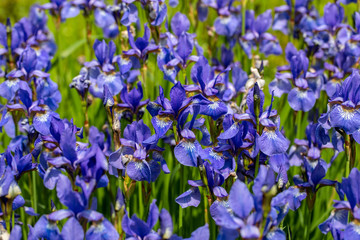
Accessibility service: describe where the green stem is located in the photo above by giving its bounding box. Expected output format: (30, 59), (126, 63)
(55, 17), (62, 86)
(345, 134), (354, 177)
(4, 199), (13, 233)
(11, 210), (14, 232)
(173, 124), (179, 144)
(241, 0), (247, 36)
(138, 181), (144, 219)
(84, 13), (93, 60)
(6, 18), (14, 71)
(140, 64), (149, 100)
(296, 111), (303, 140)
(199, 163), (213, 224)
(32, 171), (38, 214)
(5, 215), (10, 233)
(208, 117), (216, 144)
(20, 207), (27, 237)
(81, 96), (89, 137)
(203, 189), (209, 224)
(179, 165), (184, 235)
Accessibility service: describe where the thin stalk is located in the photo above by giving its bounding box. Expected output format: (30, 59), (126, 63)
(81, 96), (89, 137)
(32, 171), (38, 214)
(54, 17), (62, 86)
(5, 210), (11, 233)
(345, 134), (354, 177)
(138, 181), (144, 219)
(199, 163), (213, 224)
(4, 199), (13, 233)
(304, 203), (313, 239)
(84, 12), (93, 60)
(241, 0), (247, 36)
(20, 207), (27, 237)
(304, 190), (316, 239)
(11, 211), (14, 232)
(208, 117), (216, 144)
(140, 64), (149, 99)
(6, 18), (14, 71)
(351, 136), (356, 168)
(173, 125), (179, 145)
(296, 111), (303, 140)
(203, 189), (209, 224)
(179, 165), (184, 235)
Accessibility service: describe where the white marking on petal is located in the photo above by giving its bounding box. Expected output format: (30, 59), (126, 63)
(181, 141), (196, 152)
(264, 129), (278, 140)
(208, 102), (219, 110)
(135, 162), (144, 170)
(36, 112), (50, 122)
(209, 149), (222, 161)
(340, 108), (355, 120)
(351, 223), (360, 234)
(6, 80), (19, 87)
(297, 90), (307, 98)
(156, 118), (170, 129)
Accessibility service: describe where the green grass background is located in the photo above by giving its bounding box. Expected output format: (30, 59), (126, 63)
(0, 0), (359, 239)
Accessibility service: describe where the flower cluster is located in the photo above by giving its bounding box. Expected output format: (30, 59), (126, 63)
(0, 0), (359, 239)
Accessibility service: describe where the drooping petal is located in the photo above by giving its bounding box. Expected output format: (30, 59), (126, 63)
(174, 140), (201, 167)
(344, 223), (360, 240)
(175, 187), (201, 208)
(126, 160), (151, 182)
(330, 105), (360, 134)
(152, 115), (173, 138)
(228, 180), (254, 219)
(171, 12), (190, 37)
(61, 217), (84, 240)
(147, 199), (159, 229)
(199, 99), (228, 120)
(287, 88), (316, 112)
(159, 209), (173, 238)
(86, 219), (119, 240)
(190, 224), (209, 240)
(258, 129), (290, 156)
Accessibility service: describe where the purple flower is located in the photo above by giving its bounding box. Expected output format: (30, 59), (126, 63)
(109, 120), (167, 182)
(122, 200), (160, 239)
(143, 0), (167, 26)
(323, 3), (344, 31)
(86, 40), (117, 72)
(94, 8), (119, 38)
(240, 10), (282, 57)
(327, 71), (360, 135)
(42, 0), (80, 21)
(7, 46), (50, 81)
(123, 24), (159, 61)
(118, 81), (149, 119)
